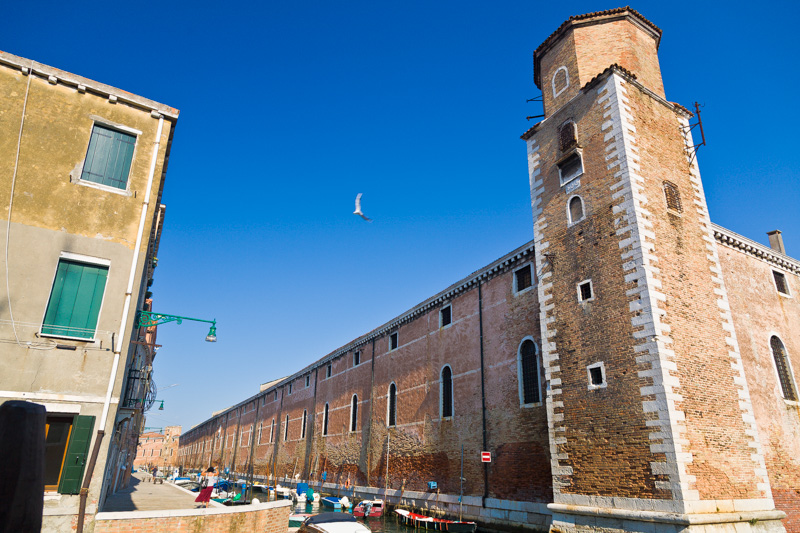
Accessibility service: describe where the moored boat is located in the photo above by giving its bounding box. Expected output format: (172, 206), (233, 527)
(289, 513), (311, 528)
(353, 499), (384, 517)
(299, 513), (371, 533)
(321, 496), (351, 510)
(394, 509), (477, 533)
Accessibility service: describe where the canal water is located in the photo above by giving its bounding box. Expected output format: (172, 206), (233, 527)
(290, 500), (405, 533)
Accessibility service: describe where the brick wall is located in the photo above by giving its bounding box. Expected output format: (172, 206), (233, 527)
(93, 500), (291, 533)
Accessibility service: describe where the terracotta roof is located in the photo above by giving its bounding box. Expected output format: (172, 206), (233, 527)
(533, 7), (662, 89)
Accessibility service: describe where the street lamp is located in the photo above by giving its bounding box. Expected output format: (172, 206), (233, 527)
(136, 311), (218, 342)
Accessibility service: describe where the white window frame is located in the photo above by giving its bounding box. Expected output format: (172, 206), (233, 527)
(577, 279), (594, 303)
(552, 66), (569, 98)
(440, 364), (454, 419)
(288, 382), (293, 395)
(557, 150), (584, 187)
(517, 336), (542, 407)
(387, 382), (397, 427)
(326, 364), (332, 379)
(439, 304), (452, 329)
(305, 375), (311, 387)
(768, 334), (799, 405)
(566, 194), (586, 226)
(353, 350), (361, 367)
(73, 118), (141, 197)
(322, 403), (330, 437)
(301, 410), (307, 439)
(587, 362), (607, 390)
(284, 415), (289, 441)
(269, 418), (275, 443)
(257, 422), (263, 445)
(513, 264), (534, 296)
(350, 394), (359, 432)
(772, 270), (792, 297)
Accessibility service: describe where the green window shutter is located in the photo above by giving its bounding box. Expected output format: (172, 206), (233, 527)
(57, 415), (95, 495)
(80, 124), (135, 190)
(42, 260), (108, 339)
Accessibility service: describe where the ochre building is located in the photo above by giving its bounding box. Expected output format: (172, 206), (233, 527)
(178, 8), (799, 532)
(0, 50), (177, 532)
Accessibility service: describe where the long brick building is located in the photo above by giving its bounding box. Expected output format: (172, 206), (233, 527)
(178, 8), (799, 532)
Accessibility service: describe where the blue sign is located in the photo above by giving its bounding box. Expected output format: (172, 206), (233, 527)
(322, 471), (327, 482)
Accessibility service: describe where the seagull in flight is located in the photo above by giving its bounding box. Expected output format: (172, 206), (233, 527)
(354, 193), (372, 222)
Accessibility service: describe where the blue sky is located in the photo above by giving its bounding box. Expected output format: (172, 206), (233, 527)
(6, 1), (798, 431)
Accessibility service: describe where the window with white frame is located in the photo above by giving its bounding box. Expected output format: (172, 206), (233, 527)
(288, 382), (293, 395)
(389, 332), (398, 351)
(257, 422), (263, 444)
(567, 195), (585, 225)
(301, 410), (307, 439)
(439, 305), (452, 328)
(773, 271), (790, 296)
(587, 362), (607, 390)
(269, 418), (275, 443)
(387, 382), (397, 427)
(557, 152), (583, 186)
(326, 364), (332, 378)
(440, 365), (453, 418)
(350, 395), (358, 432)
(770, 336), (797, 401)
(42, 256), (110, 340)
(79, 123), (137, 190)
(514, 264), (533, 294)
(284, 415), (289, 441)
(552, 66), (569, 98)
(577, 280), (594, 302)
(323, 403), (329, 436)
(518, 339), (541, 405)
(353, 350), (361, 366)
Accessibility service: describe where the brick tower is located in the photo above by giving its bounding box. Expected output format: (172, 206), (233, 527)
(523, 8), (786, 532)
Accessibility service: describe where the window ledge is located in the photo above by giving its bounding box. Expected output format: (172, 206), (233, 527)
(38, 332), (97, 343)
(73, 177), (132, 197)
(784, 399), (800, 407)
(520, 402), (543, 408)
(777, 292), (792, 299)
(514, 285), (535, 297)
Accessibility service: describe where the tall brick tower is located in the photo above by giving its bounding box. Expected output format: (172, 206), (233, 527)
(523, 8), (786, 532)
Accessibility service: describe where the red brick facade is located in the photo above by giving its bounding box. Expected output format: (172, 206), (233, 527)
(179, 8), (799, 532)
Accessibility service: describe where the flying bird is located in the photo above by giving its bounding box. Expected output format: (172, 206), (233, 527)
(353, 193), (372, 222)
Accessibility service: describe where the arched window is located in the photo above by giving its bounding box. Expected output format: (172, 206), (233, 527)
(284, 414), (289, 441)
(771, 336), (797, 401)
(388, 383), (397, 427)
(301, 410), (307, 439)
(568, 196), (584, 224)
(441, 365), (453, 418)
(323, 403), (329, 436)
(552, 66), (569, 98)
(518, 339), (541, 405)
(350, 394), (358, 432)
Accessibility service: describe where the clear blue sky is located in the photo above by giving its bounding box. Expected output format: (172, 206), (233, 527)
(6, 1), (798, 431)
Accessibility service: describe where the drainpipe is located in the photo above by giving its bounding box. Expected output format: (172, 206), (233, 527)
(76, 116), (164, 533)
(478, 280), (488, 507)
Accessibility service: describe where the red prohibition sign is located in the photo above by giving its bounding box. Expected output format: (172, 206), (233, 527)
(481, 451), (491, 463)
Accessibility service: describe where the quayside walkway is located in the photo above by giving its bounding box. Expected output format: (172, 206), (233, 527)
(102, 471), (219, 512)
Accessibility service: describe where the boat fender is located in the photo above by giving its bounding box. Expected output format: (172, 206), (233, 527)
(340, 496), (350, 508)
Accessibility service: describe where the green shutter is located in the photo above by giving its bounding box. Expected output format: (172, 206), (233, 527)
(81, 124), (135, 190)
(57, 415), (95, 495)
(42, 260), (108, 339)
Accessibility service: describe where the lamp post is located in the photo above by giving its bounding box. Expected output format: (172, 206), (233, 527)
(136, 311), (218, 342)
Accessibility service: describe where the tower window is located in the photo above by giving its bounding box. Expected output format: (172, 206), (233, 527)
(559, 121), (577, 152)
(568, 195), (585, 224)
(441, 365), (454, 418)
(389, 332), (398, 351)
(388, 383), (397, 427)
(578, 280), (594, 302)
(440, 305), (452, 328)
(518, 339), (541, 405)
(587, 362), (607, 389)
(770, 336), (797, 401)
(353, 350), (361, 366)
(514, 264), (533, 294)
(552, 66), (569, 98)
(773, 271), (790, 296)
(663, 181), (682, 213)
(350, 395), (358, 432)
(558, 152), (583, 186)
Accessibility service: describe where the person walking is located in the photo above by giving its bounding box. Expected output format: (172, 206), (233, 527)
(195, 467), (217, 508)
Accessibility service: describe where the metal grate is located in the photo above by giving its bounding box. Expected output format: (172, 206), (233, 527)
(559, 121), (577, 152)
(515, 265), (532, 292)
(771, 336), (797, 401)
(520, 340), (540, 404)
(440, 306), (451, 327)
(663, 181), (682, 212)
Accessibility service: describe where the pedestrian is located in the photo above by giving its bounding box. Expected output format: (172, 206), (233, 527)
(151, 465), (158, 483)
(195, 466), (216, 508)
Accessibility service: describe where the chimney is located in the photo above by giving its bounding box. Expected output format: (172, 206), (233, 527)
(767, 230), (786, 254)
